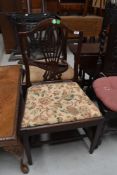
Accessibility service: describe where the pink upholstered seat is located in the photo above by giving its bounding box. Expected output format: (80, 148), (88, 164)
(93, 76), (117, 112)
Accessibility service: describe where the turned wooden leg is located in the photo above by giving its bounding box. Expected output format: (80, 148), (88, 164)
(22, 135), (33, 165)
(20, 146), (29, 173)
(3, 141), (29, 173)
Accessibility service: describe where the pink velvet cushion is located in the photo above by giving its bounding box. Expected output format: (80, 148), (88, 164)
(93, 76), (117, 112)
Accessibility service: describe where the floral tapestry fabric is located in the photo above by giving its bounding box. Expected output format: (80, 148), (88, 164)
(22, 82), (101, 128)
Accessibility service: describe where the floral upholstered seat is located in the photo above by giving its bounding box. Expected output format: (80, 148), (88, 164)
(22, 82), (101, 128)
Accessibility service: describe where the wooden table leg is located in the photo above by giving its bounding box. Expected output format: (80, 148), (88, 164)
(3, 142), (29, 174)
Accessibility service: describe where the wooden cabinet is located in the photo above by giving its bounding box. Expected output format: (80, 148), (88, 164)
(0, 0), (59, 53)
(0, 0), (88, 53)
(0, 0), (22, 53)
(26, 0), (59, 13)
(58, 0), (88, 15)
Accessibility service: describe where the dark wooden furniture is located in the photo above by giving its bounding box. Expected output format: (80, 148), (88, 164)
(19, 17), (82, 84)
(0, 0), (89, 54)
(0, 0), (22, 53)
(61, 15), (103, 37)
(92, 19), (117, 133)
(0, 0), (59, 54)
(58, 0), (89, 15)
(63, 15), (103, 86)
(0, 65), (28, 173)
(84, 3), (117, 145)
(24, 0), (89, 14)
(30, 0), (59, 13)
(19, 18), (103, 166)
(75, 1), (117, 88)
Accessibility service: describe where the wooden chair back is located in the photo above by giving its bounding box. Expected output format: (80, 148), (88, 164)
(19, 18), (83, 87)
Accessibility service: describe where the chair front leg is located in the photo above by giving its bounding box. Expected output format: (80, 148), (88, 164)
(89, 119), (104, 154)
(22, 134), (33, 165)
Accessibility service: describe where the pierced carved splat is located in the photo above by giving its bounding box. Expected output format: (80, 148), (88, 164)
(19, 18), (82, 86)
(19, 19), (71, 82)
(39, 25), (68, 80)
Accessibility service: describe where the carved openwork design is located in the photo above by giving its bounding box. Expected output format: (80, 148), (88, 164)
(39, 24), (68, 80)
(21, 21), (68, 81)
(19, 18), (82, 85)
(29, 25), (68, 80)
